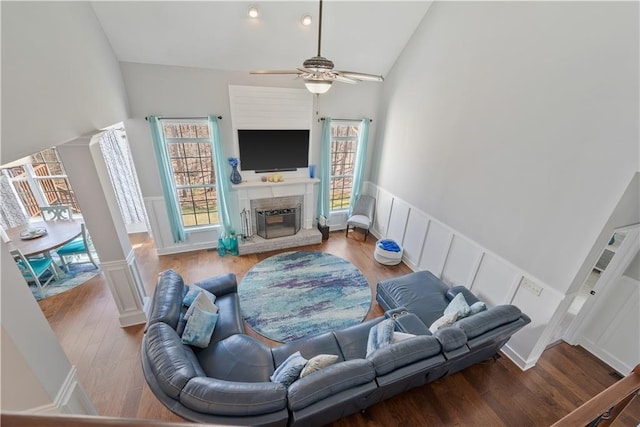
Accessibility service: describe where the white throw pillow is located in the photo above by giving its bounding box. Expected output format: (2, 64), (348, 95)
(429, 312), (458, 334)
(185, 291), (218, 320)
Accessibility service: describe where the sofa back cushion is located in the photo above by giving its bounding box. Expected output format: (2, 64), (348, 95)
(454, 304), (523, 339)
(333, 317), (384, 360)
(196, 334), (275, 382)
(144, 322), (198, 399)
(271, 331), (345, 366)
(147, 269), (185, 330)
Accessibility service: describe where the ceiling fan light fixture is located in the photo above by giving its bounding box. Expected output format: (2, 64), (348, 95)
(305, 79), (332, 94)
(301, 14), (312, 26)
(248, 6), (259, 18)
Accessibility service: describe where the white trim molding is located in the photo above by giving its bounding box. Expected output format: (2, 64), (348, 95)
(31, 366), (96, 415)
(365, 181), (566, 370)
(101, 250), (148, 327)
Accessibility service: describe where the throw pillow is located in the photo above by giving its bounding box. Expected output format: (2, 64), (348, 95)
(299, 354), (339, 378)
(429, 312), (458, 334)
(184, 291), (218, 321)
(392, 332), (416, 343)
(270, 351), (308, 387)
(469, 301), (487, 315)
(366, 318), (396, 357)
(444, 293), (471, 319)
(183, 285), (217, 307)
(181, 307), (219, 348)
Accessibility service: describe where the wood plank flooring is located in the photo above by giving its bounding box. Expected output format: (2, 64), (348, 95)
(37, 232), (640, 426)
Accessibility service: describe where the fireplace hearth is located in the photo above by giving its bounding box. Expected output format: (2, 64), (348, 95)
(255, 204), (301, 239)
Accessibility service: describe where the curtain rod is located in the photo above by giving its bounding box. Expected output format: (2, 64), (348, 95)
(320, 117), (372, 122)
(145, 116), (222, 121)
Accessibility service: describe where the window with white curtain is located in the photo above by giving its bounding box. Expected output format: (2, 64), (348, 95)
(329, 121), (361, 211)
(160, 120), (219, 227)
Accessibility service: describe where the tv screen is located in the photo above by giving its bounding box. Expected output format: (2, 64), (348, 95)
(238, 129), (310, 173)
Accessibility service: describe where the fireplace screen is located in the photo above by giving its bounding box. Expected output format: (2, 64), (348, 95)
(255, 204), (301, 239)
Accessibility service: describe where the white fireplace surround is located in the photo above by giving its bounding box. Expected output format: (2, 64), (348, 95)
(232, 178), (319, 236)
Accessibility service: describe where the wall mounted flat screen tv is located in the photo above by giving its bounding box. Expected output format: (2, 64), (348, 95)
(238, 129), (310, 173)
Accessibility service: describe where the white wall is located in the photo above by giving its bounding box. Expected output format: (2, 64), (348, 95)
(370, 2), (639, 367)
(1, 1), (129, 413)
(1, 1), (129, 163)
(121, 62), (381, 253)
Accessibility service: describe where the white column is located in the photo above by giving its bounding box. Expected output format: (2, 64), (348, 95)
(1, 247), (96, 414)
(57, 134), (148, 327)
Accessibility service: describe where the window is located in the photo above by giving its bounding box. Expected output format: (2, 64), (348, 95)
(329, 122), (360, 211)
(161, 120), (218, 227)
(3, 148), (80, 217)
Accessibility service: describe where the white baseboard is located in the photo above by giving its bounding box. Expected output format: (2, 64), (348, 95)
(501, 343), (535, 371)
(30, 366), (97, 415)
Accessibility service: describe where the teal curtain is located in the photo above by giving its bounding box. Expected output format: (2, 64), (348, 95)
(148, 116), (186, 243)
(318, 118), (332, 221)
(349, 118), (370, 213)
(208, 116), (232, 236)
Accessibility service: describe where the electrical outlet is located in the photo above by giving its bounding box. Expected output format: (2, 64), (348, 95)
(520, 278), (543, 296)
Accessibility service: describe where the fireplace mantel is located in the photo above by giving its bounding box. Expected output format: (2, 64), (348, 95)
(231, 178), (319, 229)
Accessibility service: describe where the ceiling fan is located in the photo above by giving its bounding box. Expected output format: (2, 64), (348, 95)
(250, 0), (384, 94)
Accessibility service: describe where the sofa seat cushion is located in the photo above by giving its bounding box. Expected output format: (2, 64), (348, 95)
(366, 335), (441, 376)
(144, 322), (198, 399)
(287, 359), (376, 411)
(454, 305), (523, 339)
(180, 377), (287, 416)
(147, 270), (185, 330)
(377, 271), (451, 326)
(196, 334), (274, 382)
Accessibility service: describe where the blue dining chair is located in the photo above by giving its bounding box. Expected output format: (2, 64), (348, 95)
(56, 223), (99, 271)
(11, 248), (59, 298)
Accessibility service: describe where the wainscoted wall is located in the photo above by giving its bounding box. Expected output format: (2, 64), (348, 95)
(364, 181), (566, 369)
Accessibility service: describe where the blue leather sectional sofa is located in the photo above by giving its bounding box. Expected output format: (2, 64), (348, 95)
(141, 269), (530, 427)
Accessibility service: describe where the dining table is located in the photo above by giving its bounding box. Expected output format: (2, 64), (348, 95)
(4, 219), (84, 257)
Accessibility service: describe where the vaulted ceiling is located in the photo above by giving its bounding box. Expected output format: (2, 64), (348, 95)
(90, 1), (432, 79)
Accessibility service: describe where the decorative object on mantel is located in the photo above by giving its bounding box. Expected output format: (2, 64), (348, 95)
(267, 173), (284, 183)
(240, 208), (252, 240)
(228, 157), (242, 184)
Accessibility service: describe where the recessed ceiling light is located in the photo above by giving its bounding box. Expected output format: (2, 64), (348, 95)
(248, 6), (259, 18)
(301, 15), (312, 26)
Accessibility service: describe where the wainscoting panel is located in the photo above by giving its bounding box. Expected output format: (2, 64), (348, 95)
(418, 220), (453, 277)
(472, 252), (522, 306)
(440, 235), (483, 287)
(402, 209), (430, 267)
(387, 197), (410, 244)
(365, 181), (566, 370)
(373, 187), (394, 238)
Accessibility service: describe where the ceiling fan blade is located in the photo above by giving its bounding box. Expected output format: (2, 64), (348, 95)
(250, 70), (302, 75)
(333, 74), (358, 84)
(338, 71), (385, 82)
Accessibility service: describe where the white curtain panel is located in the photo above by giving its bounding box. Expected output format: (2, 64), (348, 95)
(0, 169), (29, 229)
(99, 129), (147, 225)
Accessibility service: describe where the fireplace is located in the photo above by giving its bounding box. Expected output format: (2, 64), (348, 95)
(255, 204), (301, 239)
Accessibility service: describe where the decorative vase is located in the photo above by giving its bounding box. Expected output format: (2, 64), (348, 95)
(230, 165), (242, 184)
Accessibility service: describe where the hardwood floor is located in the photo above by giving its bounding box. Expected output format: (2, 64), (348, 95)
(37, 232), (640, 426)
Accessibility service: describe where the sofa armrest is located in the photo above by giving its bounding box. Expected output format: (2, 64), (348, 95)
(180, 376), (287, 416)
(191, 273), (238, 297)
(393, 313), (431, 336)
(385, 307), (409, 319)
(367, 335), (441, 376)
(287, 359), (375, 411)
(454, 305), (522, 339)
